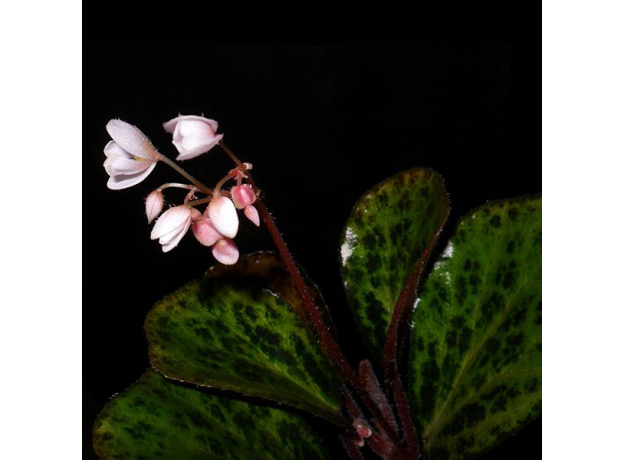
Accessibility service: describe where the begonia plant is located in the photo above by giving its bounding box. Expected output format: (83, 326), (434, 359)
(93, 115), (542, 459)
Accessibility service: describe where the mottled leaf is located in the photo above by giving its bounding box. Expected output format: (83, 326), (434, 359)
(93, 369), (330, 459)
(146, 263), (346, 427)
(340, 168), (450, 357)
(409, 195), (542, 459)
(204, 251), (336, 333)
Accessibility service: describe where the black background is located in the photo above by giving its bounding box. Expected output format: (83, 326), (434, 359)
(84, 46), (541, 459)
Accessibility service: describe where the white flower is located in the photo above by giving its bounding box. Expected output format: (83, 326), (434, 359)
(104, 119), (159, 190)
(208, 196), (239, 239)
(163, 115), (223, 161)
(150, 206), (192, 253)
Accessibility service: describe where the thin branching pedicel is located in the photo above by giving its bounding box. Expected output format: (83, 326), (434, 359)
(103, 115), (258, 265)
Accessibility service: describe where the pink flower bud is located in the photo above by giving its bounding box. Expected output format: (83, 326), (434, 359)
(212, 238), (239, 265)
(231, 184), (257, 209)
(208, 196), (239, 239)
(145, 190), (164, 224)
(150, 205), (192, 253)
(192, 218), (223, 247)
(353, 419), (372, 438)
(163, 115), (223, 161)
(244, 205), (260, 227)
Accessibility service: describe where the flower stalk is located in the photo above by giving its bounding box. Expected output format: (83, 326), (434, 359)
(248, 187), (404, 449)
(101, 116), (427, 457)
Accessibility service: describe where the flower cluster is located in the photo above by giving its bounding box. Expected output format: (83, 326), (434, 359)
(103, 115), (259, 265)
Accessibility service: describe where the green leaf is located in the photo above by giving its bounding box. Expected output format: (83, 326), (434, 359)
(93, 370), (330, 459)
(340, 168), (450, 357)
(146, 254), (345, 427)
(409, 195), (542, 460)
(203, 251), (336, 333)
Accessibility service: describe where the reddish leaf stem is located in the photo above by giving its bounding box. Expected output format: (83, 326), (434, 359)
(252, 197), (402, 445)
(382, 206), (450, 457)
(340, 436), (366, 460)
(359, 360), (399, 433)
(219, 142), (404, 450)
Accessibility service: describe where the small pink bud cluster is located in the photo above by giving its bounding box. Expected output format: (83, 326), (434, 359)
(351, 418), (373, 447)
(231, 184), (260, 227)
(103, 115), (260, 265)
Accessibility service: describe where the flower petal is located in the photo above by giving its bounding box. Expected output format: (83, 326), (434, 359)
(106, 156), (154, 176)
(161, 219), (192, 252)
(104, 141), (132, 159)
(106, 161), (157, 190)
(164, 115), (218, 134)
(244, 205), (260, 227)
(173, 134), (223, 161)
(208, 196), (239, 239)
(151, 206), (192, 240)
(177, 119), (215, 138)
(212, 238), (239, 265)
(145, 190), (165, 224)
(106, 119), (159, 160)
(192, 218), (223, 247)
(231, 184), (257, 209)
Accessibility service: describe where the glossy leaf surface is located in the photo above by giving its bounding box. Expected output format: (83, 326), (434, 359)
(409, 196), (542, 459)
(146, 255), (345, 427)
(204, 251), (335, 333)
(340, 168), (450, 357)
(93, 370), (329, 459)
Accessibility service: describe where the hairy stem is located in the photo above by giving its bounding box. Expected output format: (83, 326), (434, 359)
(382, 206), (450, 456)
(252, 198), (402, 445)
(218, 141), (406, 449)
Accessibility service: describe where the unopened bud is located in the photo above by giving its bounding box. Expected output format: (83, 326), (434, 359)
(192, 218), (223, 247)
(208, 196), (239, 238)
(353, 419), (372, 438)
(212, 238), (239, 265)
(244, 205), (260, 227)
(231, 184), (257, 209)
(145, 190), (165, 224)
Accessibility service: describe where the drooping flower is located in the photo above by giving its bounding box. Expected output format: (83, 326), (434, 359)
(145, 190), (165, 224)
(150, 205), (193, 253)
(163, 115), (223, 161)
(208, 196), (239, 239)
(104, 120), (160, 190)
(212, 238), (239, 265)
